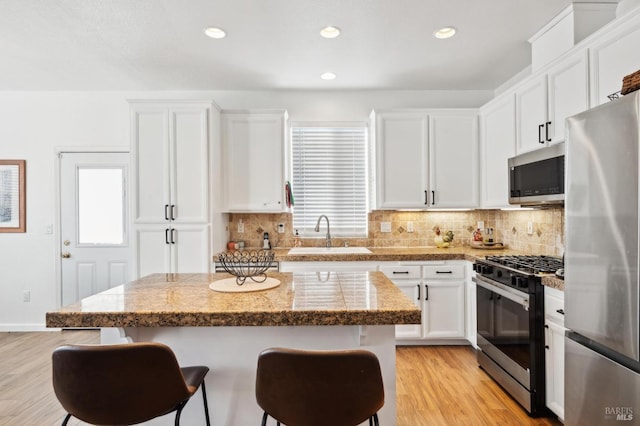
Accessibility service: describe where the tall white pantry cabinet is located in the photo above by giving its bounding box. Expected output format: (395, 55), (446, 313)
(129, 100), (217, 278)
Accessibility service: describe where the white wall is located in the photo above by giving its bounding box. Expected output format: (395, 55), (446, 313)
(0, 89), (490, 330)
(0, 92), (130, 330)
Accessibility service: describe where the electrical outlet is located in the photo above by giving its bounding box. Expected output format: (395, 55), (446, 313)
(277, 223), (285, 233)
(407, 221), (414, 233)
(477, 221), (484, 230)
(45, 224), (53, 234)
(527, 222), (534, 235)
(23, 290), (30, 302)
(237, 221), (244, 233)
(381, 222), (392, 233)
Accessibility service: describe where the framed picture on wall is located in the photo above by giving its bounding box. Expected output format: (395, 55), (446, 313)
(0, 160), (26, 233)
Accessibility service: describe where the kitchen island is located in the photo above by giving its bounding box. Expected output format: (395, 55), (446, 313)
(46, 271), (421, 426)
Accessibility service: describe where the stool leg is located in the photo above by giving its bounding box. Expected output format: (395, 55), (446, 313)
(61, 413), (72, 426)
(201, 381), (211, 426)
(174, 401), (188, 426)
(261, 411), (268, 426)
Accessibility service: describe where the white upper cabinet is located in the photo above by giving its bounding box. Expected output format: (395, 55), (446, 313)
(429, 112), (478, 208)
(373, 111), (429, 209)
(589, 11), (640, 106)
(222, 110), (288, 212)
(548, 51), (590, 143)
(516, 51), (589, 153)
(372, 110), (478, 210)
(516, 76), (549, 154)
(131, 102), (211, 225)
(479, 94), (516, 209)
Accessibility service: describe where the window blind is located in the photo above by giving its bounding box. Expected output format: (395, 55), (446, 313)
(291, 124), (368, 237)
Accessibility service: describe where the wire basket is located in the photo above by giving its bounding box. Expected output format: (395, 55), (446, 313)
(216, 250), (275, 285)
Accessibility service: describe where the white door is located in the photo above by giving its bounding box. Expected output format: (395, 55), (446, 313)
(60, 152), (130, 306)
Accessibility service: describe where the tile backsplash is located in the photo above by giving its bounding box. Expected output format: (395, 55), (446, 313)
(227, 208), (564, 256)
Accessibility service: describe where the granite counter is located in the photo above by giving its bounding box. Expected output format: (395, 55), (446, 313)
(46, 271), (421, 328)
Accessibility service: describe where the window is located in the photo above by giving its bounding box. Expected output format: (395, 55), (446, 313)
(291, 123), (368, 237)
(78, 167), (126, 245)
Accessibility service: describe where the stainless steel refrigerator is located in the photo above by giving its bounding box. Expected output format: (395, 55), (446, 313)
(565, 91), (640, 425)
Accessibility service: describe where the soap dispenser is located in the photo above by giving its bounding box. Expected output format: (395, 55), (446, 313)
(263, 232), (271, 250)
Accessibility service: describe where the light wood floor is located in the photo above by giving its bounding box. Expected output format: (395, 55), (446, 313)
(0, 331), (562, 426)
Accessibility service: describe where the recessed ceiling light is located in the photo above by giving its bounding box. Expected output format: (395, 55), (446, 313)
(204, 27), (226, 39)
(433, 26), (456, 39)
(321, 72), (337, 80)
(320, 26), (341, 39)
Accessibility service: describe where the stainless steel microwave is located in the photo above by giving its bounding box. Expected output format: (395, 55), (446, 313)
(508, 142), (565, 206)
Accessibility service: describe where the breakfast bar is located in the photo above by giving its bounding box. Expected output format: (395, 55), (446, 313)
(46, 270), (421, 426)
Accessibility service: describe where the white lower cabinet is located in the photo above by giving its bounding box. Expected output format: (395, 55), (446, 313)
(544, 286), (566, 421)
(379, 261), (466, 343)
(378, 264), (422, 339)
(135, 224), (210, 277)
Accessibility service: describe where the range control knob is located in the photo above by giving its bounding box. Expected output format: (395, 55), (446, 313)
(481, 265), (493, 275)
(512, 275), (528, 288)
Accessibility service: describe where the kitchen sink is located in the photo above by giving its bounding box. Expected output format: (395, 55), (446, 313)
(287, 247), (372, 255)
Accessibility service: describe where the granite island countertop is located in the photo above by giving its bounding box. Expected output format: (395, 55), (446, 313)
(46, 271), (422, 328)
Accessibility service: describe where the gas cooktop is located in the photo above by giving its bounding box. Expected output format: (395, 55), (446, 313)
(483, 255), (564, 275)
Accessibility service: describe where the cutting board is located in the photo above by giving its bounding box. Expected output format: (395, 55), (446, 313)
(470, 242), (506, 250)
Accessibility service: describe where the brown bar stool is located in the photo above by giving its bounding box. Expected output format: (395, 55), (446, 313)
(52, 342), (211, 425)
(255, 347), (384, 426)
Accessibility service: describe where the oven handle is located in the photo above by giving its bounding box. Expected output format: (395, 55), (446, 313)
(472, 275), (530, 311)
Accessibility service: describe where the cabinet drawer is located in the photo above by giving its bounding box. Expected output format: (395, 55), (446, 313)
(545, 287), (565, 325)
(379, 265), (421, 279)
(423, 264), (465, 279)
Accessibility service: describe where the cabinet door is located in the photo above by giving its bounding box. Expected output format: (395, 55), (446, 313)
(479, 95), (516, 208)
(423, 280), (465, 339)
(132, 107), (171, 224)
(590, 20), (640, 106)
(375, 113), (429, 209)
(134, 225), (172, 277)
(223, 112), (286, 212)
(171, 224), (211, 273)
(394, 280), (423, 339)
(170, 106), (210, 224)
(516, 76), (549, 154)
(429, 113), (478, 208)
(545, 320), (566, 421)
(548, 51), (589, 143)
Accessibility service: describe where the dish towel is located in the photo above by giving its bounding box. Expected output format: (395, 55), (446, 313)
(285, 181), (295, 208)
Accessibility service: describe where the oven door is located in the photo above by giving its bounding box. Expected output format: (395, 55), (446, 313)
(474, 275), (532, 389)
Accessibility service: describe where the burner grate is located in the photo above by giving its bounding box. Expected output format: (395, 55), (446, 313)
(485, 255), (563, 274)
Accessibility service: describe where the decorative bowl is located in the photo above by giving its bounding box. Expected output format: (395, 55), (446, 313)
(216, 250), (275, 285)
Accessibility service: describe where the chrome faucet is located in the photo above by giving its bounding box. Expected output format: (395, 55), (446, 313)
(314, 215), (332, 248)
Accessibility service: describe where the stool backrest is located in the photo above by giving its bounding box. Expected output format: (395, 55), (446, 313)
(52, 342), (191, 425)
(256, 347), (384, 426)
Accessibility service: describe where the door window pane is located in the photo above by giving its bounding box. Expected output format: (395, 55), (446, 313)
(78, 168), (125, 245)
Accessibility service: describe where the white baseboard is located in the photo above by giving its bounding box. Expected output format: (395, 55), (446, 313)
(0, 324), (56, 332)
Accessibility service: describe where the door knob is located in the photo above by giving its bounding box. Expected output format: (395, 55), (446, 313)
(61, 252), (71, 258)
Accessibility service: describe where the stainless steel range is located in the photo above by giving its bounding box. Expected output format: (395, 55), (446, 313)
(473, 255), (562, 416)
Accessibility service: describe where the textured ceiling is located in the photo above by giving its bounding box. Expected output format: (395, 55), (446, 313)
(0, 0), (585, 90)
